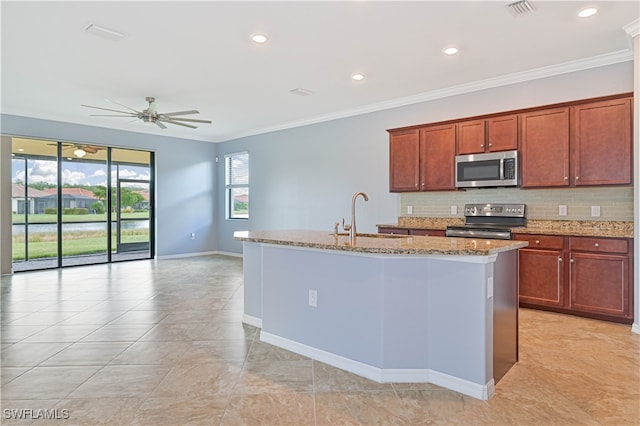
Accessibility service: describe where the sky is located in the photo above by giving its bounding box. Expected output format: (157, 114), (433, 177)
(12, 159), (150, 187)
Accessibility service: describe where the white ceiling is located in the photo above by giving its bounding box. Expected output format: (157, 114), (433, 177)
(1, 1), (638, 143)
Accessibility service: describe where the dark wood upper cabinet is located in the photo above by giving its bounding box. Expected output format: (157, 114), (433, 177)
(389, 93), (632, 192)
(521, 107), (570, 188)
(456, 119), (485, 154)
(571, 97), (632, 186)
(487, 114), (518, 152)
(420, 124), (456, 191)
(457, 115), (518, 155)
(389, 129), (420, 192)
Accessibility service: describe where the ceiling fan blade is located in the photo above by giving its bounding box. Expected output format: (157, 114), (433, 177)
(162, 119), (198, 129)
(89, 114), (138, 117)
(161, 110), (200, 117)
(81, 105), (139, 115)
(105, 98), (142, 114)
(158, 116), (212, 124)
(156, 121), (167, 130)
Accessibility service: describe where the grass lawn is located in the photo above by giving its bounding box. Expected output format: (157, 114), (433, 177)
(12, 212), (149, 224)
(12, 229), (149, 260)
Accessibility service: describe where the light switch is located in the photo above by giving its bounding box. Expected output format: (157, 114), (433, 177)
(559, 205), (567, 216)
(591, 206), (601, 217)
(407, 206), (413, 214)
(450, 205), (458, 215)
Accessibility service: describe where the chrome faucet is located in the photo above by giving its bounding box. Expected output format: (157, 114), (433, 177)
(349, 192), (369, 240)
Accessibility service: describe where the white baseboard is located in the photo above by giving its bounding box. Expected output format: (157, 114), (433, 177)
(242, 314), (262, 328)
(260, 331), (494, 400)
(214, 251), (243, 258)
(156, 250), (242, 260)
(632, 323), (640, 335)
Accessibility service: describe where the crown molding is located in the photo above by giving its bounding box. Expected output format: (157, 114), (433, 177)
(623, 19), (640, 38)
(224, 50), (633, 143)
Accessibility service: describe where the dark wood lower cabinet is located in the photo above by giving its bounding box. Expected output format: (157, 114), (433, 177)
(378, 227), (446, 237)
(515, 234), (633, 324)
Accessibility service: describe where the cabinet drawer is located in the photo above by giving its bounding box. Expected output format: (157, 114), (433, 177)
(410, 229), (446, 237)
(378, 227), (410, 235)
(569, 237), (628, 254)
(514, 234), (564, 250)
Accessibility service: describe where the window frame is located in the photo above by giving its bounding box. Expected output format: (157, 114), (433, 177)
(224, 151), (249, 220)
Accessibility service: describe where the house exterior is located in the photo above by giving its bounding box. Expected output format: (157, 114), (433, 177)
(11, 183), (101, 214)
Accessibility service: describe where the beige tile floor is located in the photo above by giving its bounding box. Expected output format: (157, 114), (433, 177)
(1, 255), (639, 425)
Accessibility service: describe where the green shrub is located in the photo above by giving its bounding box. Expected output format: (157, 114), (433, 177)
(62, 208), (89, 215)
(44, 208), (57, 215)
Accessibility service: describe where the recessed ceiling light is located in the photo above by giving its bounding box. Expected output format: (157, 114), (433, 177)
(251, 33), (268, 44)
(442, 47), (459, 56)
(351, 73), (365, 81)
(84, 23), (125, 41)
(577, 7), (598, 18)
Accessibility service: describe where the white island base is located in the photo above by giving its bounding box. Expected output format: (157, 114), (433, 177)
(241, 241), (518, 401)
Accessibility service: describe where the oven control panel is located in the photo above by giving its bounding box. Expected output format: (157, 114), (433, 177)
(463, 203), (526, 218)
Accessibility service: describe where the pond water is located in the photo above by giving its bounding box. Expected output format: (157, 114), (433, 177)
(12, 221), (149, 235)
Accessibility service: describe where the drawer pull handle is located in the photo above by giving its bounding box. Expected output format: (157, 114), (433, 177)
(594, 243), (599, 248)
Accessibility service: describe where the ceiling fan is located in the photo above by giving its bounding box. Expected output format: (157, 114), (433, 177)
(81, 96), (212, 129)
(48, 143), (106, 158)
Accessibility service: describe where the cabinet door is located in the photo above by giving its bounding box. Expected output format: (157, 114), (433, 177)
(410, 229), (446, 237)
(389, 130), (420, 192)
(521, 108), (570, 188)
(487, 114), (518, 152)
(419, 124), (456, 190)
(570, 253), (629, 317)
(378, 227), (410, 235)
(519, 248), (565, 307)
(572, 98), (632, 186)
(456, 120), (485, 155)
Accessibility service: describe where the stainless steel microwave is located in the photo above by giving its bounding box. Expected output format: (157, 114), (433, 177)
(455, 150), (519, 188)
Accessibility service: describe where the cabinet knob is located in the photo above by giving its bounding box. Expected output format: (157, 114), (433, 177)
(570, 258), (574, 263)
(488, 143), (493, 147)
(480, 144), (484, 148)
(558, 257), (563, 262)
(535, 240), (540, 244)
(594, 243), (599, 248)
(576, 176), (580, 180)
(564, 176), (568, 180)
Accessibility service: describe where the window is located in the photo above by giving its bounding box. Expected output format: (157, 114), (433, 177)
(225, 152), (249, 219)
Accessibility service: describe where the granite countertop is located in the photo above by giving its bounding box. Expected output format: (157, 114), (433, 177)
(234, 230), (527, 256)
(378, 218), (633, 239)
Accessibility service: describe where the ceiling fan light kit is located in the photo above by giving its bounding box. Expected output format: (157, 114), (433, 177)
(81, 96), (212, 130)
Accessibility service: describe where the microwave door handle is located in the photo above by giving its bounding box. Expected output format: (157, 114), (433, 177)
(499, 158), (504, 180)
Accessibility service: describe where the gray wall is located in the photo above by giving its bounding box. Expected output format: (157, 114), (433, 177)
(217, 61), (634, 254)
(0, 115), (218, 264)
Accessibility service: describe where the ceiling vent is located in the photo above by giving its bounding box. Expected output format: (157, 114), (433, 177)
(505, 0), (536, 16)
(289, 88), (314, 96)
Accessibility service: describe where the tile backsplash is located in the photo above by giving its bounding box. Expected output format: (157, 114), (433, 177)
(400, 187), (633, 221)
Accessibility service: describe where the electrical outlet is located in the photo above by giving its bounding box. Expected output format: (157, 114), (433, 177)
(591, 206), (601, 217)
(308, 289), (317, 308)
(559, 205), (567, 216)
(407, 206), (413, 214)
(190, 232), (196, 240)
(450, 205), (458, 215)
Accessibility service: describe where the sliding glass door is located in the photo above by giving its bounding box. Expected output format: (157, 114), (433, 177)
(9, 137), (154, 272)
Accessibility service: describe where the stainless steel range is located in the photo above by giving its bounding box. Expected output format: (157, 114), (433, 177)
(445, 203), (526, 240)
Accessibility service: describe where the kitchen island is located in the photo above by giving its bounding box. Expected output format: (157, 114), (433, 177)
(234, 230), (527, 400)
